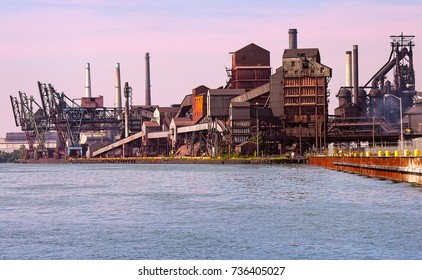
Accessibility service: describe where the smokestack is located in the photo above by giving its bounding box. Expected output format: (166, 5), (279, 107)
(353, 45), (359, 105)
(124, 82), (130, 138)
(288, 29), (298, 49)
(345, 51), (352, 88)
(145, 52), (151, 106)
(115, 63), (122, 111)
(85, 63), (92, 98)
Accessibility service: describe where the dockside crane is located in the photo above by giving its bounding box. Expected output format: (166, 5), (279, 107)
(9, 91), (50, 159)
(10, 96), (22, 128)
(38, 81), (123, 157)
(18, 91), (50, 156)
(38, 82), (72, 157)
(12, 80), (128, 158)
(10, 95), (36, 158)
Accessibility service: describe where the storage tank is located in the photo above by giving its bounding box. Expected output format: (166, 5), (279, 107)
(338, 88), (352, 107)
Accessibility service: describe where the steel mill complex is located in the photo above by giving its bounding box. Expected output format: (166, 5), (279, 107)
(9, 28), (422, 185)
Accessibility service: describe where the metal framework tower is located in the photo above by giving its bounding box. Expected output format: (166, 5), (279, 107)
(10, 81), (124, 158)
(365, 33), (416, 123)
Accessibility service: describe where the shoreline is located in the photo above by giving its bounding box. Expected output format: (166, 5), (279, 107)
(69, 156), (307, 164)
(17, 156), (307, 165)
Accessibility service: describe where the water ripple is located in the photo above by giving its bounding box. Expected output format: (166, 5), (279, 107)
(0, 163), (421, 260)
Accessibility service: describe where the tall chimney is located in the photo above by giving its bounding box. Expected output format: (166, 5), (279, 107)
(345, 51), (352, 88)
(145, 52), (151, 106)
(85, 63), (92, 98)
(115, 63), (122, 111)
(124, 82), (130, 138)
(288, 29), (298, 49)
(353, 45), (359, 105)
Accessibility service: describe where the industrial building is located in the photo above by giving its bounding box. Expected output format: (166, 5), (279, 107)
(9, 29), (419, 160)
(0, 132), (57, 153)
(329, 33), (418, 150)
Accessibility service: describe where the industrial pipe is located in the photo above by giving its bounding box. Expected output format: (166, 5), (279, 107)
(371, 48), (408, 89)
(124, 82), (130, 138)
(115, 63), (122, 113)
(345, 51), (352, 88)
(145, 52), (151, 106)
(353, 45), (359, 105)
(288, 29), (298, 49)
(85, 63), (92, 98)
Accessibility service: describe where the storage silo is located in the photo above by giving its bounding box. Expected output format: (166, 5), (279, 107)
(338, 88), (352, 107)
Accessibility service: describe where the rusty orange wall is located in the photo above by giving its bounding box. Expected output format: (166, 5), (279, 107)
(309, 156), (336, 168)
(309, 156), (422, 186)
(193, 95), (204, 122)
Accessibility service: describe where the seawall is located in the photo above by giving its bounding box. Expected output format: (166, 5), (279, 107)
(66, 156), (307, 164)
(309, 156), (422, 186)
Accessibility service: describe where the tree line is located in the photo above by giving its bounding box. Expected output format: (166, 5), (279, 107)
(0, 147), (24, 163)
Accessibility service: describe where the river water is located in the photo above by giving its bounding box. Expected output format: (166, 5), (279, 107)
(0, 163), (420, 260)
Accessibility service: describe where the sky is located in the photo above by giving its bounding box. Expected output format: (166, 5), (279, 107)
(1, 0), (422, 137)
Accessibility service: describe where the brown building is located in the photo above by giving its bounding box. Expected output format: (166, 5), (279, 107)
(81, 96), (104, 108)
(271, 48), (332, 153)
(226, 43), (271, 91)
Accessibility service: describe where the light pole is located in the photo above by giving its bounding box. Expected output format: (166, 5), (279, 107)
(384, 94), (404, 153)
(256, 102), (259, 157)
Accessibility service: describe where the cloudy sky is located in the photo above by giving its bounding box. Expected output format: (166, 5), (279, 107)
(1, 0), (422, 137)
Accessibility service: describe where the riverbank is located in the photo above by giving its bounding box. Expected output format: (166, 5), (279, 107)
(309, 155), (422, 186)
(16, 156), (307, 164)
(66, 156), (307, 164)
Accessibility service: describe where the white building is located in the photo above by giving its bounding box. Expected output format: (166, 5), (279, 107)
(0, 132), (57, 153)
